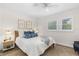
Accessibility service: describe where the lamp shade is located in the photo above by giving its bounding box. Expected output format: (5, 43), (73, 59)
(4, 27), (14, 40)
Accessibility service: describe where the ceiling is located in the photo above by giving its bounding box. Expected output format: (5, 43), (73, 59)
(0, 3), (79, 17)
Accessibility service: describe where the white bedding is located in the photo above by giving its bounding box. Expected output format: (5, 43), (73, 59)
(16, 36), (55, 56)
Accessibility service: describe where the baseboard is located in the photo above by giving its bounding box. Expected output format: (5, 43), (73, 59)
(56, 43), (73, 48)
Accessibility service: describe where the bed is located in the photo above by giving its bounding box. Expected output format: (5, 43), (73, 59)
(16, 19), (55, 56)
(15, 30), (55, 56)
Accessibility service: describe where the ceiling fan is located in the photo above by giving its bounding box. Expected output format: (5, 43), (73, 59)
(34, 3), (57, 8)
(33, 3), (58, 12)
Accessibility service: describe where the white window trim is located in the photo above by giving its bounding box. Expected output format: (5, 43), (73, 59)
(48, 17), (73, 32)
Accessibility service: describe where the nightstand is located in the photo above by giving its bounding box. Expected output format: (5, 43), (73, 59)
(2, 39), (15, 51)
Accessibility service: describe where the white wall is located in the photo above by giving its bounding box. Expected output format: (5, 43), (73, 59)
(0, 8), (37, 31)
(37, 7), (79, 47)
(0, 8), (18, 31)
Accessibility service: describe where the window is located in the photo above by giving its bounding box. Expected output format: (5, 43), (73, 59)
(48, 21), (57, 30)
(62, 18), (72, 31)
(48, 18), (72, 31)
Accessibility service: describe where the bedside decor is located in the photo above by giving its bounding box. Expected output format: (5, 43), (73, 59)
(2, 27), (15, 51)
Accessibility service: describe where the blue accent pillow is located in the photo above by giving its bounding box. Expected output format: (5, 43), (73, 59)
(23, 31), (38, 39)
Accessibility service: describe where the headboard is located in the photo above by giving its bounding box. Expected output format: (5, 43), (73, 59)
(14, 31), (19, 41)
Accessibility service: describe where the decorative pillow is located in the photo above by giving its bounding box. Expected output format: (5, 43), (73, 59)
(41, 36), (50, 45)
(23, 31), (38, 39)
